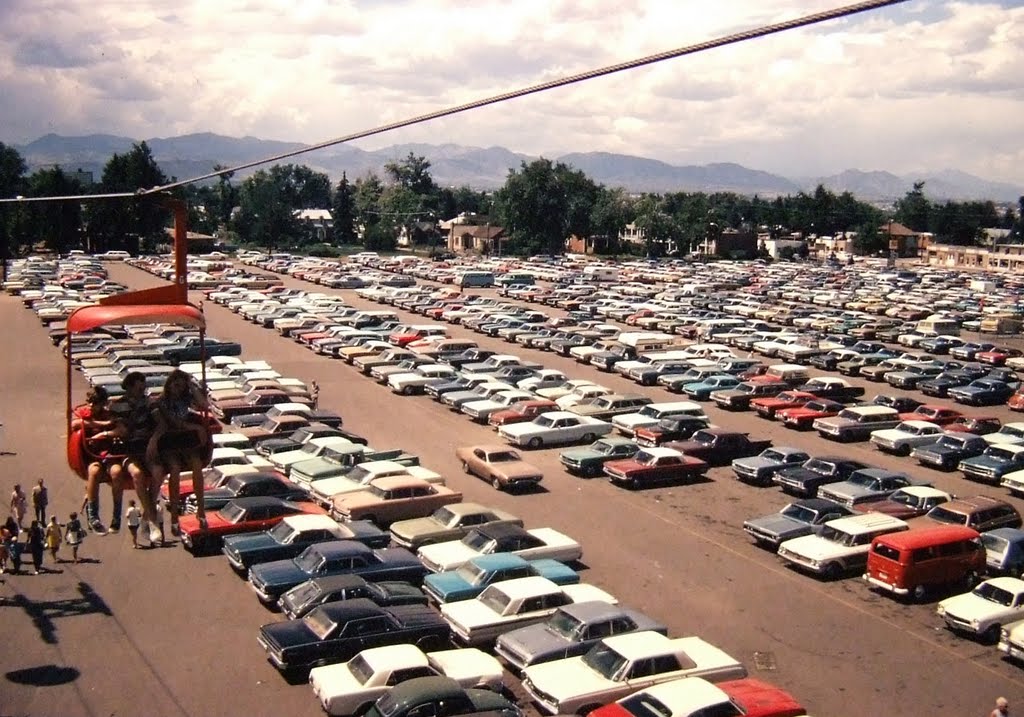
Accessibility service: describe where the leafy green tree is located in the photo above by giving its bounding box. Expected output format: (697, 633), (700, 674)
(385, 153), (437, 197)
(354, 174), (385, 232)
(84, 141), (170, 253)
(894, 181), (931, 232)
(590, 187), (633, 254)
(853, 215), (886, 255)
(493, 159), (599, 255)
(234, 167), (302, 249)
(0, 143), (28, 261)
(26, 167), (84, 254)
(332, 173), (358, 245)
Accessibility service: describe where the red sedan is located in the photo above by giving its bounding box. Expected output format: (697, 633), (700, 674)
(898, 404), (964, 426)
(178, 496), (325, 555)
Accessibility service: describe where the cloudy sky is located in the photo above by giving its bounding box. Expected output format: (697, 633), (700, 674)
(1, 0), (1021, 183)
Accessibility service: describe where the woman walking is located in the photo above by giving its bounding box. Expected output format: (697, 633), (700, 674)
(10, 484), (27, 529)
(44, 515), (62, 562)
(65, 512), (84, 564)
(27, 520), (45, 574)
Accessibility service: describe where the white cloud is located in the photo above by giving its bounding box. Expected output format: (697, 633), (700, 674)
(0, 0), (1021, 184)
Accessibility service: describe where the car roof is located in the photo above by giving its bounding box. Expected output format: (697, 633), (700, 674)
(599, 630), (672, 657)
(826, 513), (907, 534)
(471, 445), (519, 454)
(317, 597), (387, 621)
(280, 514), (344, 532)
(474, 523), (528, 541)
(627, 678), (729, 715)
(368, 475), (434, 490)
(874, 525), (979, 549)
(312, 540), (373, 557)
(224, 496), (290, 510)
(637, 446), (683, 458)
(557, 599), (627, 622)
(483, 575), (559, 598)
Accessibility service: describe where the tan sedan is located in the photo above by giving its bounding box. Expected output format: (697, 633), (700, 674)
(455, 444), (544, 492)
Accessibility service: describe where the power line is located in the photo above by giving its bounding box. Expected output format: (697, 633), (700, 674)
(0, 0), (907, 205)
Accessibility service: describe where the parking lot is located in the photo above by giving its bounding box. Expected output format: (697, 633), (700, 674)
(2, 256), (1023, 717)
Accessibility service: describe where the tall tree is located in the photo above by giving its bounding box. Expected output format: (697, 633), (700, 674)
(0, 143), (28, 262)
(332, 173), (358, 245)
(234, 167), (302, 249)
(26, 167), (84, 254)
(494, 159), (599, 255)
(354, 174), (385, 231)
(384, 153), (437, 196)
(85, 142), (170, 252)
(894, 181), (931, 232)
(590, 187), (633, 254)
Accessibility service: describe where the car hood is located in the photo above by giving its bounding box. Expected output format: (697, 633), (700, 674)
(423, 571), (476, 600)
(745, 514), (808, 537)
(497, 622), (573, 657)
(525, 657), (613, 700)
(390, 516), (445, 541)
(249, 559), (309, 588)
(939, 592), (1014, 622)
(560, 449), (602, 461)
(418, 542), (480, 572)
(862, 500), (917, 518)
(440, 600), (502, 630)
(500, 422), (545, 438)
(779, 534), (841, 561)
(734, 457), (777, 470)
(222, 532), (278, 554)
(496, 462), (543, 479)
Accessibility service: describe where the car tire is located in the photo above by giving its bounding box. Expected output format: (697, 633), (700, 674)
(492, 476), (503, 491)
(898, 445), (912, 457)
(964, 570), (980, 590)
(527, 437), (543, 449)
(984, 623), (1002, 644)
(823, 562), (842, 580)
(401, 385), (415, 395)
(462, 461), (471, 475)
(911, 583), (928, 602)
(582, 433), (595, 443)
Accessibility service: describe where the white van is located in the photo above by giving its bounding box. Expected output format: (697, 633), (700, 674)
(916, 315), (961, 337)
(582, 266), (620, 282)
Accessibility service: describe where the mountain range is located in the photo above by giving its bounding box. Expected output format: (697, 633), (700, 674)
(13, 132), (1023, 203)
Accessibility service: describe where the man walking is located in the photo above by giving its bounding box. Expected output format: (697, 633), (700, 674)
(31, 479), (48, 524)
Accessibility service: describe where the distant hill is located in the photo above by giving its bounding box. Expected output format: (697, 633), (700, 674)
(13, 133), (1023, 202)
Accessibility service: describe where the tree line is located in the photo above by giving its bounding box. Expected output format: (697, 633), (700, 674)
(1, 140), (1021, 258)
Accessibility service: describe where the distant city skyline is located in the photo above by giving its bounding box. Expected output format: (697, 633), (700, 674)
(1, 0), (1022, 184)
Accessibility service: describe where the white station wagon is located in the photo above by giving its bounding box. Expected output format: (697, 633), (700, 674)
(777, 513), (908, 579)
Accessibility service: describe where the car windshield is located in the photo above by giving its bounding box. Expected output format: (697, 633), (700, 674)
(617, 693), (678, 717)
(761, 450), (786, 462)
(295, 549), (325, 573)
(346, 653), (375, 685)
(936, 436), (967, 449)
(1002, 427), (1024, 439)
(219, 503), (246, 523)
(431, 506), (456, 525)
(690, 430), (715, 444)
(461, 531), (494, 552)
(633, 451), (657, 466)
(889, 490), (917, 506)
(347, 466), (372, 482)
(819, 526), (857, 546)
(981, 534), (1009, 554)
(987, 447), (1016, 461)
(928, 507), (967, 525)
(848, 473), (884, 488)
(488, 451), (521, 462)
(546, 609), (584, 639)
(269, 521), (297, 543)
(302, 608), (337, 640)
(454, 561), (489, 586)
(780, 504), (816, 523)
(301, 442), (322, 454)
(972, 582), (1016, 606)
(803, 402), (829, 412)
(282, 579), (321, 606)
(590, 441), (614, 455)
(478, 586), (514, 614)
(582, 642), (629, 680)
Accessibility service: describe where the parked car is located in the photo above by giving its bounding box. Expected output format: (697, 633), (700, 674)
(248, 540), (428, 604)
(777, 512), (909, 579)
(633, 415), (712, 447)
(603, 447), (708, 489)
(440, 576), (617, 647)
(308, 646), (505, 717)
(222, 514), (389, 572)
(937, 577), (1024, 642)
(497, 411), (614, 449)
(773, 456), (873, 498)
(330, 476), (463, 526)
(278, 574), (428, 619)
(588, 677), (806, 717)
(422, 554), (580, 605)
(776, 398), (844, 430)
(817, 468), (927, 509)
(731, 447), (812, 487)
(257, 599), (452, 677)
(924, 495), (1022, 533)
(389, 503), (522, 551)
(520, 631), (747, 715)
(321, 676), (520, 717)
(959, 444), (1024, 485)
(417, 523), (582, 574)
(912, 432), (990, 471)
(869, 420), (946, 456)
(664, 429), (772, 466)
(982, 528), (1024, 576)
(559, 437), (640, 478)
(454, 445), (544, 491)
(743, 498), (853, 551)
(494, 600), (668, 672)
(179, 497), (327, 554)
(853, 486), (952, 519)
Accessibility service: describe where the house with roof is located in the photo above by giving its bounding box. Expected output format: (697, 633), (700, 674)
(444, 213), (505, 254)
(294, 209), (333, 242)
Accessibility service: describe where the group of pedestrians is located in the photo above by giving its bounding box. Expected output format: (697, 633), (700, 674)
(3, 481), (85, 574)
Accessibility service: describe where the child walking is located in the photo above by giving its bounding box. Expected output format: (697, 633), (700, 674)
(125, 499), (141, 548)
(44, 515), (62, 562)
(65, 512), (84, 563)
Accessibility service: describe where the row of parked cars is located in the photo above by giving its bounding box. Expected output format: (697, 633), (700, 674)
(11, 256), (824, 717)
